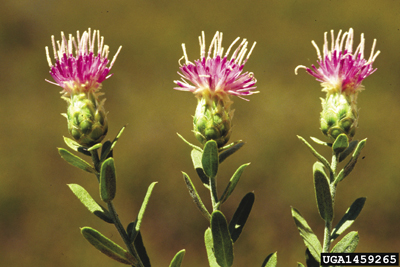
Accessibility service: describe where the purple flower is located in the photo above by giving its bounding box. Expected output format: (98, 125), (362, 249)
(295, 28), (380, 95)
(45, 28), (121, 95)
(174, 31), (258, 101)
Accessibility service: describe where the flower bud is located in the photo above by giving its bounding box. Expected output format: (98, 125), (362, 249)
(320, 93), (357, 142)
(193, 96), (233, 147)
(64, 92), (108, 147)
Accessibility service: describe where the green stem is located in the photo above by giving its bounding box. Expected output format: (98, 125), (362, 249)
(322, 152), (339, 253)
(209, 176), (219, 211)
(107, 201), (145, 267)
(90, 149), (144, 267)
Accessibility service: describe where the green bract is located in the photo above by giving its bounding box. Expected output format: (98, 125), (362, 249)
(63, 92), (108, 147)
(320, 93), (358, 142)
(193, 96), (232, 148)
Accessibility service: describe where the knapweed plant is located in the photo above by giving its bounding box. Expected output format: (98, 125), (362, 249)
(46, 28), (184, 267)
(293, 28), (379, 266)
(174, 31), (277, 267)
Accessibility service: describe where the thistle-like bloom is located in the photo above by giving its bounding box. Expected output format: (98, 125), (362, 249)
(46, 28), (121, 96)
(174, 31), (258, 102)
(295, 28), (380, 142)
(46, 29), (121, 147)
(295, 28), (379, 96)
(174, 31), (258, 147)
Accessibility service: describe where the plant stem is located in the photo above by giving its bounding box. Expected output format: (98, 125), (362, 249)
(90, 149), (144, 267)
(322, 152), (339, 253)
(209, 176), (219, 211)
(107, 201), (145, 267)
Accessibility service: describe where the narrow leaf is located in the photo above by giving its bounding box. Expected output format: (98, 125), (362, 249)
(305, 248), (319, 267)
(58, 148), (97, 174)
(177, 132), (202, 151)
(81, 227), (137, 265)
(134, 230), (151, 267)
(331, 231), (359, 253)
(229, 192), (255, 243)
(297, 136), (333, 177)
(211, 211), (234, 267)
(63, 136), (91, 156)
(99, 158), (117, 202)
(332, 134), (349, 154)
(88, 143), (102, 151)
(297, 263), (305, 267)
(169, 249), (186, 267)
(261, 252), (277, 267)
(100, 126), (125, 161)
(202, 140), (219, 179)
(191, 149), (209, 185)
(182, 172), (211, 220)
(291, 207), (322, 263)
(220, 163), (250, 204)
(310, 136), (331, 147)
(313, 162), (333, 221)
(100, 141), (113, 160)
(338, 140), (359, 162)
(136, 182), (157, 231)
(219, 141), (245, 164)
(334, 139), (367, 184)
(68, 184), (113, 223)
(204, 228), (221, 267)
(331, 197), (366, 241)
(126, 221), (151, 267)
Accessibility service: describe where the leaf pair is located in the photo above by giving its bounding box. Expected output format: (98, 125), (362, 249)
(292, 197), (366, 262)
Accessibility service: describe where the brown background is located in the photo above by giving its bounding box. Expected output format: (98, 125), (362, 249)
(1, 0), (399, 266)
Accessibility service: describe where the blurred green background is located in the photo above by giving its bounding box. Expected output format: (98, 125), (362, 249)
(1, 0), (399, 266)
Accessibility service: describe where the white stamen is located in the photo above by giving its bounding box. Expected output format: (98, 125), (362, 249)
(45, 47), (53, 67)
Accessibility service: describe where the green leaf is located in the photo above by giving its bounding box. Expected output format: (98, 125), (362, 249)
(331, 197), (366, 241)
(297, 136), (333, 178)
(100, 126), (125, 161)
(220, 163), (250, 204)
(68, 184), (113, 223)
(310, 136), (331, 147)
(81, 227), (137, 265)
(229, 192), (255, 243)
(334, 139), (367, 184)
(297, 263), (305, 267)
(305, 248), (319, 267)
(63, 136), (91, 156)
(135, 182), (157, 232)
(127, 221), (137, 243)
(202, 140), (219, 179)
(99, 158), (117, 203)
(219, 141), (245, 164)
(338, 140), (359, 162)
(191, 149), (210, 185)
(126, 221), (151, 267)
(134, 229), (151, 267)
(100, 141), (113, 160)
(261, 252), (277, 267)
(177, 132), (202, 151)
(331, 231), (359, 253)
(204, 228), (221, 267)
(182, 172), (211, 220)
(169, 249), (186, 267)
(88, 143), (102, 151)
(291, 207), (321, 263)
(313, 162), (333, 221)
(332, 133), (349, 154)
(211, 211), (234, 267)
(58, 148), (97, 174)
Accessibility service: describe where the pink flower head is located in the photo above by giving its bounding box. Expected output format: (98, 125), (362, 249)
(174, 31), (258, 101)
(295, 28), (380, 95)
(45, 28), (121, 96)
